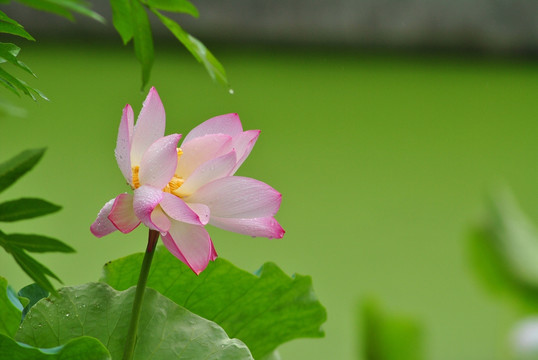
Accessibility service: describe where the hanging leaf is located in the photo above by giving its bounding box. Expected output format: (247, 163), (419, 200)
(4, 233), (74, 253)
(110, 0), (133, 44)
(102, 247), (327, 359)
(15, 0), (104, 23)
(152, 9), (229, 88)
(144, 0), (198, 17)
(130, 0), (154, 89)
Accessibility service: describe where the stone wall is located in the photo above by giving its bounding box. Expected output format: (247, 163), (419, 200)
(3, 0), (537, 52)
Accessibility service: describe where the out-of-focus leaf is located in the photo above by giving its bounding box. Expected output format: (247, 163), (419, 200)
(10, 247), (60, 295)
(110, 0), (133, 44)
(15, 0), (104, 23)
(131, 0), (153, 89)
(0, 276), (22, 337)
(0, 97), (27, 118)
(360, 299), (423, 360)
(145, 0), (198, 17)
(0, 148), (45, 194)
(0, 11), (34, 40)
(0, 334), (112, 360)
(5, 234), (74, 253)
(469, 190), (538, 311)
(102, 247), (327, 359)
(0, 198), (61, 222)
(16, 282), (254, 359)
(18, 283), (49, 320)
(152, 9), (229, 88)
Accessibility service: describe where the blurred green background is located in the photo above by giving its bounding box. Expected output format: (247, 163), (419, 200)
(0, 40), (537, 359)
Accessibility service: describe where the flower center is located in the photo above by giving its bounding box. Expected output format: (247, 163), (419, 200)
(131, 148), (184, 196)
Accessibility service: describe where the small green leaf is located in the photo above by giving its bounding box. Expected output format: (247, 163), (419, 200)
(16, 282), (253, 359)
(0, 148), (45, 194)
(361, 299), (423, 360)
(0, 11), (35, 41)
(0, 198), (61, 222)
(18, 283), (49, 320)
(102, 247), (327, 359)
(10, 247), (61, 295)
(144, 0), (198, 17)
(0, 43), (36, 76)
(0, 334), (112, 360)
(0, 276), (22, 338)
(131, 0), (154, 89)
(153, 9), (229, 88)
(6, 234), (75, 253)
(110, 0), (133, 44)
(15, 0), (74, 20)
(0, 66), (47, 100)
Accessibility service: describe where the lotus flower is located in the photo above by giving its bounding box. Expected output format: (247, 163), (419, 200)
(91, 87), (284, 274)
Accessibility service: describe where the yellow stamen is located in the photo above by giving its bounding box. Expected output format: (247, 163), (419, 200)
(131, 148), (185, 194)
(132, 166), (140, 189)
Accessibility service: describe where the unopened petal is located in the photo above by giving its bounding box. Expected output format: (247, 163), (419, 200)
(160, 192), (203, 225)
(130, 87), (166, 165)
(161, 222), (213, 275)
(90, 198), (118, 237)
(175, 151), (236, 197)
(133, 185), (165, 232)
(210, 216), (285, 239)
(139, 134), (181, 188)
(185, 176), (282, 218)
(115, 105), (134, 185)
(177, 134), (232, 179)
(108, 193), (140, 234)
(182, 113), (242, 144)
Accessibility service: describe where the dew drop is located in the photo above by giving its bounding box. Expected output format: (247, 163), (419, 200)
(228, 88), (234, 95)
(65, 313), (70, 318)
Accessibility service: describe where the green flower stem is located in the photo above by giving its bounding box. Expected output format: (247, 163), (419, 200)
(122, 229), (160, 360)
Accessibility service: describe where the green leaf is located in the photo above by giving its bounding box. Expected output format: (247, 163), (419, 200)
(0, 334), (112, 360)
(102, 247), (327, 358)
(16, 282), (254, 359)
(18, 283), (49, 320)
(0, 66), (48, 100)
(469, 190), (538, 311)
(15, 0), (104, 23)
(152, 9), (229, 88)
(131, 0), (154, 89)
(110, 0), (133, 44)
(0, 276), (22, 338)
(10, 247), (61, 295)
(0, 198), (61, 222)
(144, 0), (198, 17)
(0, 11), (35, 40)
(0, 43), (36, 76)
(0, 148), (45, 194)
(360, 299), (423, 360)
(5, 234), (74, 253)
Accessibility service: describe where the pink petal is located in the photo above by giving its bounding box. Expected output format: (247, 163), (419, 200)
(175, 151), (237, 197)
(90, 198), (118, 237)
(151, 206), (171, 234)
(177, 134), (232, 180)
(210, 216), (285, 239)
(108, 193), (140, 234)
(186, 203), (210, 225)
(185, 176), (282, 218)
(130, 87), (166, 166)
(161, 221), (213, 275)
(182, 113), (243, 144)
(133, 185), (165, 232)
(115, 105), (134, 185)
(209, 240), (218, 261)
(230, 130), (260, 174)
(160, 192), (204, 225)
(139, 134), (181, 188)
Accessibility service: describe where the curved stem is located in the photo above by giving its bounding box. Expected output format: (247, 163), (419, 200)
(122, 229), (160, 360)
